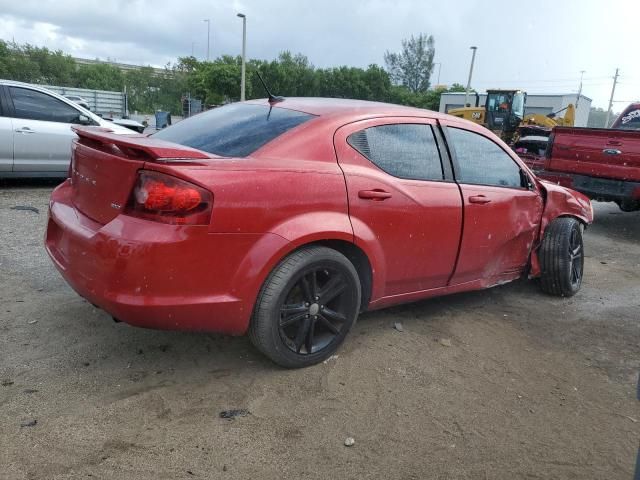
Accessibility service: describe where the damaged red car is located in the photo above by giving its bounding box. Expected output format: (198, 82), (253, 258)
(45, 98), (593, 367)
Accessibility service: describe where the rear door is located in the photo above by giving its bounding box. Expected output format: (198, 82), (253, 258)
(7, 85), (84, 174)
(334, 117), (463, 297)
(0, 87), (13, 173)
(443, 123), (543, 285)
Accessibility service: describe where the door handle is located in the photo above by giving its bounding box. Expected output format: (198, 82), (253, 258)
(15, 127), (35, 134)
(602, 148), (621, 155)
(468, 195), (491, 204)
(606, 140), (622, 146)
(358, 189), (392, 201)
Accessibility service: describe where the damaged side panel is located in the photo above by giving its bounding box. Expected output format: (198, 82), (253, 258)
(450, 185), (543, 287)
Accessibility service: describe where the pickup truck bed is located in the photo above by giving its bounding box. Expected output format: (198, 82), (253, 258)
(530, 126), (640, 211)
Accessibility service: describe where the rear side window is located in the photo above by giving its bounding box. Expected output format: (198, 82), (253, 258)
(347, 124), (444, 181)
(152, 103), (314, 157)
(616, 108), (640, 130)
(448, 127), (522, 188)
(9, 86), (82, 124)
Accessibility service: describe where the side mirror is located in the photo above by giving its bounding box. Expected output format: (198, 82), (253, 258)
(520, 170), (535, 190)
(77, 114), (93, 126)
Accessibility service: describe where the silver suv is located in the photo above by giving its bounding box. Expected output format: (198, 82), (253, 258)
(0, 80), (131, 178)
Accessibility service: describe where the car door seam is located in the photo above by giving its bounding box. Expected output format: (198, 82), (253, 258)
(332, 126), (356, 243)
(438, 122), (466, 286)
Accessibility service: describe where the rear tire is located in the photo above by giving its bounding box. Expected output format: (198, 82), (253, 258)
(617, 199), (640, 212)
(249, 246), (361, 368)
(539, 217), (585, 297)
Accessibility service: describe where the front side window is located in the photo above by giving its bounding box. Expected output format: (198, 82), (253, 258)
(449, 127), (523, 188)
(347, 123), (444, 181)
(511, 92), (526, 118)
(152, 103), (314, 157)
(9, 87), (83, 124)
(487, 92), (513, 112)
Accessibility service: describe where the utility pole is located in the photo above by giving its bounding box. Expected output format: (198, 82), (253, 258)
(191, 42), (196, 57)
(605, 68), (619, 128)
(576, 70), (585, 109)
(464, 46), (477, 107)
(237, 13), (247, 101)
(203, 19), (210, 61)
(433, 62), (442, 86)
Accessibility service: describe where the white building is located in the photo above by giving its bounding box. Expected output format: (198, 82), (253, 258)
(439, 92), (592, 127)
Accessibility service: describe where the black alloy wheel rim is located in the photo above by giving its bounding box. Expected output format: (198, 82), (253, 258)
(278, 266), (355, 355)
(568, 228), (584, 287)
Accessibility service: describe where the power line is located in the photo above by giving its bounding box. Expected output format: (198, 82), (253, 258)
(471, 76), (610, 84)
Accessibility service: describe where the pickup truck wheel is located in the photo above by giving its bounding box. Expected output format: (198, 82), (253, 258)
(539, 217), (584, 297)
(249, 246), (361, 368)
(617, 199), (640, 212)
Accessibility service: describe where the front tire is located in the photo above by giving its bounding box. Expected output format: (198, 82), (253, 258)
(539, 217), (585, 297)
(249, 246), (361, 368)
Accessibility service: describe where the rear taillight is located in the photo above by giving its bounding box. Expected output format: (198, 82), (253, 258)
(125, 170), (212, 225)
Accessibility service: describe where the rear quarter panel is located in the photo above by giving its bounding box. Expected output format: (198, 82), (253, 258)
(171, 157), (351, 239)
(148, 156), (353, 322)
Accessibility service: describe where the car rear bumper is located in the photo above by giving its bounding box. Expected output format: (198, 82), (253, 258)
(45, 180), (288, 335)
(533, 169), (640, 203)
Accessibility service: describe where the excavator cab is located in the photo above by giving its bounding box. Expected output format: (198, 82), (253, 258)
(484, 89), (526, 140)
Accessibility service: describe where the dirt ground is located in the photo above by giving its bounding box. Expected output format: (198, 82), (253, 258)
(1, 180), (638, 480)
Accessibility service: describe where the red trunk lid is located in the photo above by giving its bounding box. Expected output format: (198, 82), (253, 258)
(70, 127), (211, 225)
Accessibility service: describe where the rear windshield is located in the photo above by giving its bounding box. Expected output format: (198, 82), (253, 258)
(615, 108), (640, 130)
(152, 103), (315, 157)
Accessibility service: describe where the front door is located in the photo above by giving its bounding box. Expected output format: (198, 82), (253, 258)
(443, 124), (543, 285)
(334, 117), (463, 298)
(7, 86), (82, 174)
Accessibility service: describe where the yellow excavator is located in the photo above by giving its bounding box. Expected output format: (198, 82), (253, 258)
(447, 89), (575, 143)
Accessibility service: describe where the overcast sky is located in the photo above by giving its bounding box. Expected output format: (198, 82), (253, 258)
(1, 0), (638, 109)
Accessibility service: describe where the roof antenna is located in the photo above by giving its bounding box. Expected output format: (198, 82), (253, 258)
(255, 70), (284, 103)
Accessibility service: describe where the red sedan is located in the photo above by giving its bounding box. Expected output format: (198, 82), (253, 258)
(45, 98), (593, 368)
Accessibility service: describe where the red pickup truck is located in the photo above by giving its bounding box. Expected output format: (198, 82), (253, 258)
(525, 103), (640, 212)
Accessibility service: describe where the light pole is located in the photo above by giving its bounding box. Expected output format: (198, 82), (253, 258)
(203, 19), (210, 61)
(237, 13), (247, 101)
(464, 46), (477, 107)
(433, 62), (442, 86)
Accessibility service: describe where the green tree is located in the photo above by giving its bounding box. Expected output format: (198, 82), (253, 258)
(384, 34), (435, 93)
(23, 44), (76, 85)
(0, 40), (42, 82)
(75, 63), (124, 90)
(0, 40), (475, 117)
(587, 107), (616, 128)
(390, 82), (467, 111)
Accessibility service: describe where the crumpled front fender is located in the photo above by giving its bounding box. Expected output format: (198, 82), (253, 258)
(529, 180), (594, 277)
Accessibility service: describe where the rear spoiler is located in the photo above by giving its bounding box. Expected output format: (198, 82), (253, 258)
(71, 126), (212, 161)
